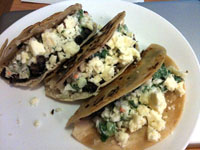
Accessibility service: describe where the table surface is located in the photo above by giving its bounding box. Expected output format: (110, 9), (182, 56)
(0, 0), (200, 150)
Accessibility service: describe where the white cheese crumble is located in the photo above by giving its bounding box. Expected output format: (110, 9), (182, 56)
(147, 126), (161, 142)
(87, 57), (104, 74)
(129, 114), (146, 133)
(21, 51), (30, 64)
(176, 81), (185, 97)
(29, 38), (46, 56)
(29, 97), (39, 107)
(164, 75), (178, 91)
(147, 110), (166, 131)
(62, 41), (80, 58)
(149, 90), (167, 114)
(115, 131), (130, 147)
(33, 120), (41, 128)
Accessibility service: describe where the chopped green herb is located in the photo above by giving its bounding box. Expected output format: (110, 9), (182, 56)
(61, 30), (65, 34)
(94, 49), (109, 59)
(129, 100), (138, 108)
(70, 82), (80, 91)
(153, 64), (170, 80)
(123, 24), (128, 32)
(117, 25), (123, 32)
(142, 85), (151, 93)
(52, 47), (56, 51)
(174, 75), (183, 83)
(152, 83), (167, 92)
(120, 115), (129, 121)
(100, 134), (108, 142)
(77, 9), (84, 21)
(98, 121), (116, 142)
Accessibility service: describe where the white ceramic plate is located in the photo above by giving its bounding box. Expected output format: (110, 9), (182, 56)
(0, 0), (200, 150)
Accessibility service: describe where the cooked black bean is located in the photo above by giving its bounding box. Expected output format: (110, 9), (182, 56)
(75, 35), (84, 45)
(81, 27), (92, 39)
(29, 56), (46, 77)
(82, 81), (98, 93)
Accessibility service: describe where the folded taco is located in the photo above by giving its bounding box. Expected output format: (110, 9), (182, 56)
(0, 3), (96, 87)
(45, 11), (141, 101)
(67, 44), (186, 150)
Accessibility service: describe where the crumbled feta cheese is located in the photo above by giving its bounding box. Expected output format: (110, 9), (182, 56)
(115, 131), (130, 147)
(49, 55), (57, 65)
(106, 31), (139, 66)
(147, 126), (161, 142)
(119, 48), (135, 65)
(87, 57), (104, 74)
(42, 30), (61, 52)
(153, 78), (163, 85)
(175, 81), (185, 97)
(105, 55), (118, 65)
(102, 65), (115, 81)
(115, 34), (135, 50)
(77, 77), (87, 88)
(16, 54), (21, 61)
(110, 113), (121, 122)
(62, 41), (80, 57)
(81, 14), (94, 30)
(21, 51), (30, 64)
(89, 75), (102, 85)
(101, 108), (110, 119)
(139, 92), (150, 105)
(137, 105), (150, 117)
(33, 120), (41, 128)
(164, 75), (178, 91)
(129, 114), (146, 132)
(46, 55), (57, 70)
(62, 28), (77, 39)
(64, 16), (78, 29)
(29, 38), (46, 56)
(56, 23), (64, 33)
(149, 90), (167, 114)
(147, 110), (166, 131)
(58, 52), (66, 61)
(29, 97), (39, 107)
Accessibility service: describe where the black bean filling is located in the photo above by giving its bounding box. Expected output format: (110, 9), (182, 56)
(75, 27), (92, 45)
(29, 55), (46, 77)
(82, 81), (98, 93)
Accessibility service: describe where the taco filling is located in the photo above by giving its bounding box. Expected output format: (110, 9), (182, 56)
(92, 64), (186, 147)
(1, 9), (95, 83)
(61, 24), (140, 96)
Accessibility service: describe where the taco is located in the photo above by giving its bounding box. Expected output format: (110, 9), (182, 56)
(45, 11), (141, 101)
(67, 44), (186, 150)
(0, 3), (96, 87)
